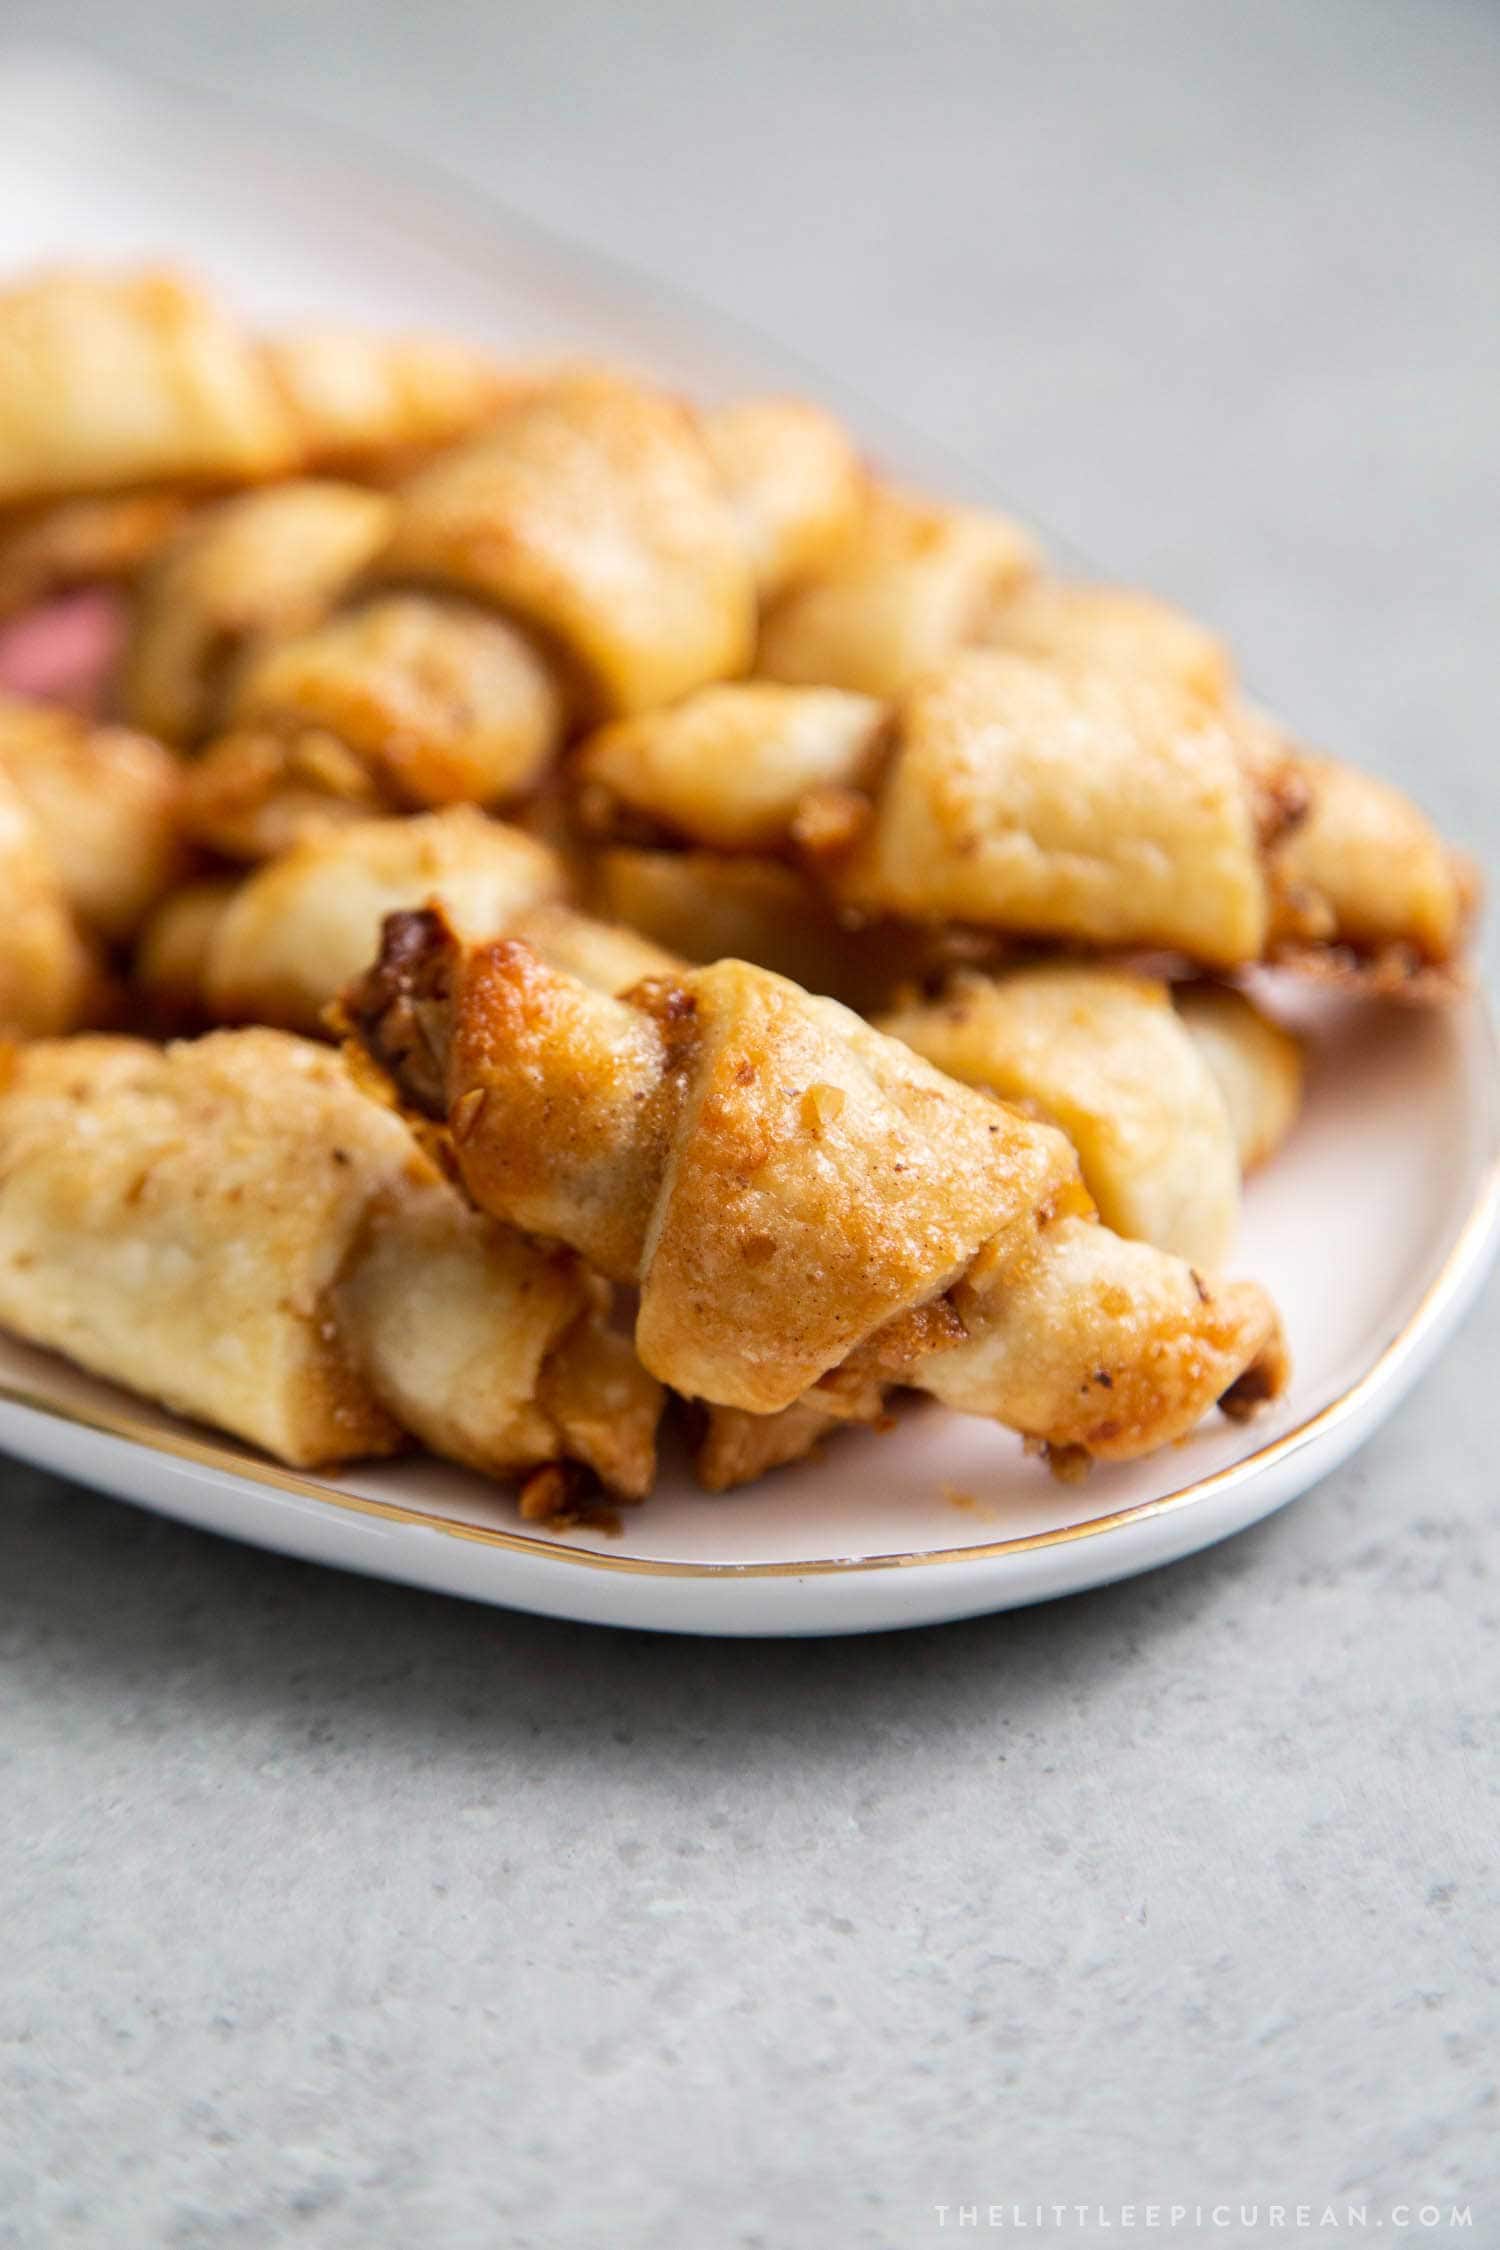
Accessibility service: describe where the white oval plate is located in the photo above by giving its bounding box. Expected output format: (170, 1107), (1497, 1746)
(0, 52), (1495, 1635)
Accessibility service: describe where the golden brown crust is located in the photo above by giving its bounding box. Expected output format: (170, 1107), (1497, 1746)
(0, 770), (99, 1038)
(1267, 750), (1473, 972)
(927, 1216), (1284, 1462)
(137, 805), (670, 1036)
(755, 487), (1039, 697)
(838, 654), (1271, 962)
(592, 846), (950, 1012)
(260, 329), (519, 475)
(121, 481), (395, 744)
(0, 694), (188, 940)
(225, 591), (565, 812)
(976, 580), (1234, 707)
(694, 1399), (845, 1491)
(576, 653), (1471, 989)
(575, 682), (885, 853)
(376, 373), (757, 717)
(700, 397), (867, 600)
(879, 963), (1244, 1268)
(178, 726), (388, 861)
(347, 923), (1287, 1461)
(0, 1027), (660, 1491)
(0, 269), (294, 505)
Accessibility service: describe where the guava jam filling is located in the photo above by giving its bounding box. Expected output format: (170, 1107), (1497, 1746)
(0, 586), (127, 716)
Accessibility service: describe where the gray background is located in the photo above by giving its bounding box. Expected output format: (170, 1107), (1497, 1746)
(2, 3), (1498, 2244)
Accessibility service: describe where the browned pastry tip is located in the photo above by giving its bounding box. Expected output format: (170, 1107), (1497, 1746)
(341, 905), (462, 1121)
(343, 935), (1290, 1469)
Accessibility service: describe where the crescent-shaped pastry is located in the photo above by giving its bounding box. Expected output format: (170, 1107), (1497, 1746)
(0, 772), (98, 1038)
(977, 579), (1234, 708)
(573, 657), (1470, 987)
(0, 270), (294, 506)
(879, 965), (1303, 1270)
(347, 919), (1288, 1470)
(162, 376), (870, 853)
(0, 694), (187, 941)
(178, 592), (566, 859)
(698, 397), (866, 600)
(590, 846), (952, 1014)
(0, 1030), (660, 1494)
(137, 805), (673, 1034)
(1173, 983), (1304, 1175)
(375, 372), (757, 719)
(578, 682), (885, 852)
(879, 965), (1245, 1268)
(755, 487), (1039, 697)
(260, 329), (519, 476)
(121, 481), (395, 744)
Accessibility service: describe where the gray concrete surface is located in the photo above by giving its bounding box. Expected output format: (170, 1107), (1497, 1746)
(1, 3), (1498, 2244)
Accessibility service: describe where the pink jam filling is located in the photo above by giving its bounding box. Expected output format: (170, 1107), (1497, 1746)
(0, 587), (128, 717)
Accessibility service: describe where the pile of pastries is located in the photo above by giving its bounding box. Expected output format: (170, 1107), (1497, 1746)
(0, 267), (1476, 1524)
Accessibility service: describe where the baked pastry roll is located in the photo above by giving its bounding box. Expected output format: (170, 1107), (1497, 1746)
(0, 1029), (660, 1492)
(879, 965), (1302, 1269)
(0, 695), (186, 940)
(704, 977), (1303, 1491)
(121, 481), (395, 744)
(178, 372), (767, 851)
(755, 487), (1039, 697)
(699, 397), (866, 599)
(576, 653), (1470, 986)
(1173, 982), (1304, 1175)
(0, 772), (97, 1037)
(375, 372), (757, 718)
(167, 381), (871, 853)
(977, 579), (1233, 708)
(180, 593), (565, 859)
(578, 682), (885, 852)
(0, 270), (293, 506)
(349, 922), (1288, 1470)
(592, 847), (938, 1014)
(1266, 751), (1470, 991)
(136, 805), (672, 1034)
(261, 330), (517, 475)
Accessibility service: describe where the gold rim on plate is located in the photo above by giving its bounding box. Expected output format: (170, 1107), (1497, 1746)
(2, 1139), (1495, 1582)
